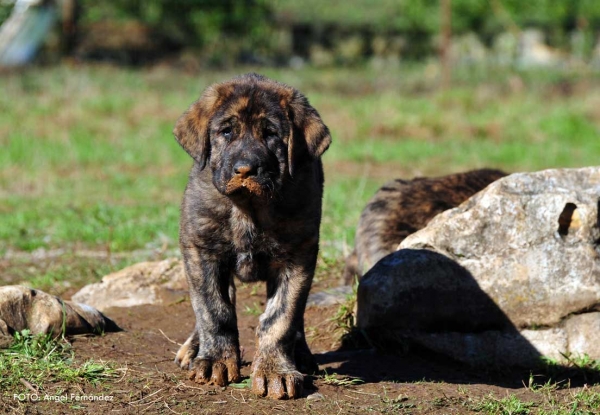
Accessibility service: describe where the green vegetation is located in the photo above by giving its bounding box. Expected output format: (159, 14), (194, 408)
(330, 279), (358, 339)
(321, 370), (364, 386)
(2, 64), (600, 291)
(0, 330), (116, 395)
(4, 254), (134, 297)
(273, 0), (600, 40)
(79, 0), (272, 60)
(473, 394), (535, 415)
(560, 352), (600, 372)
(469, 389), (600, 415)
(47, 1), (600, 52)
(229, 377), (252, 389)
(243, 302), (263, 316)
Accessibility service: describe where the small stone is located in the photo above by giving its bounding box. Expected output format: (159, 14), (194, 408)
(307, 286), (353, 307)
(307, 392), (325, 401)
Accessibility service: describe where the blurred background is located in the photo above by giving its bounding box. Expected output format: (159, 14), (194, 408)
(1, 0), (599, 295)
(3, 0), (600, 69)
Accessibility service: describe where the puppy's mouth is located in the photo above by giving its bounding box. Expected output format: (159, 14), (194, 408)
(225, 176), (268, 197)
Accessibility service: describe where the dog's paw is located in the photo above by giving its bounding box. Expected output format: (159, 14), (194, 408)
(188, 357), (241, 386)
(250, 354), (303, 399)
(174, 332), (198, 369)
(251, 368), (303, 400)
(175, 331), (241, 386)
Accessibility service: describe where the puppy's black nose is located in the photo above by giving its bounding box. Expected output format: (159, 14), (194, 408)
(234, 161), (258, 179)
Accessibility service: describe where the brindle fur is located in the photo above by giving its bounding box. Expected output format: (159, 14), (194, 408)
(343, 168), (507, 285)
(172, 73), (331, 400)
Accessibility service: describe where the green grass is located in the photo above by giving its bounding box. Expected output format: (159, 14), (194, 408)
(1, 64), (600, 291)
(473, 394), (535, 415)
(469, 390), (600, 415)
(560, 353), (600, 372)
(321, 370), (364, 386)
(0, 330), (116, 395)
(243, 302), (263, 316)
(229, 377), (252, 389)
(3, 254), (135, 297)
(1, 199), (180, 252)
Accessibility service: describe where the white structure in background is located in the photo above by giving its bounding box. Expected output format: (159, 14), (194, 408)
(0, 0), (57, 66)
(492, 32), (518, 66)
(517, 29), (562, 67)
(592, 35), (600, 67)
(451, 32), (487, 66)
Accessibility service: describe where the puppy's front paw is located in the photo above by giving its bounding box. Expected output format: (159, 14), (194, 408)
(251, 353), (303, 399)
(175, 331), (241, 386)
(189, 357), (241, 386)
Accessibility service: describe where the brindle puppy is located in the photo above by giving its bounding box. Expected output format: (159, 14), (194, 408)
(343, 168), (507, 285)
(172, 73), (331, 399)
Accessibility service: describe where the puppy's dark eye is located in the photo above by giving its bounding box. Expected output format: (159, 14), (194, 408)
(221, 127), (233, 139)
(264, 127), (278, 139)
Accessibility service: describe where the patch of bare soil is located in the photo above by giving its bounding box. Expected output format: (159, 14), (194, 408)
(4, 279), (599, 415)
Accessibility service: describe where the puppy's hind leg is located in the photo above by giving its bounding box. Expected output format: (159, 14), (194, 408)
(175, 329), (199, 369)
(294, 324), (318, 375)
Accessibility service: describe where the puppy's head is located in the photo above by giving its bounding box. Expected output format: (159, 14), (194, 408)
(173, 73), (331, 200)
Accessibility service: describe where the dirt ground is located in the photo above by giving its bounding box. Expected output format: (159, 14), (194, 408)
(3, 277), (599, 415)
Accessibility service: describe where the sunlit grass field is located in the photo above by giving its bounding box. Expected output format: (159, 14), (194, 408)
(1, 63), (599, 292)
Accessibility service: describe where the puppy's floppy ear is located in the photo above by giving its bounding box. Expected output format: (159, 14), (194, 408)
(173, 86), (219, 170)
(286, 91), (331, 176)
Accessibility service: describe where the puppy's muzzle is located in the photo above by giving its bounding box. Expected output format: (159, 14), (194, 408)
(226, 158), (268, 197)
(233, 160), (259, 179)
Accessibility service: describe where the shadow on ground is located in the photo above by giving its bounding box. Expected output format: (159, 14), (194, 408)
(314, 249), (600, 390)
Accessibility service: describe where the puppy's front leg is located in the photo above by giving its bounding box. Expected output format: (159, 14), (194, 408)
(251, 262), (314, 399)
(175, 247), (241, 386)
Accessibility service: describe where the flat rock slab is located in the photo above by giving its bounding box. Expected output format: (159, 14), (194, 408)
(0, 285), (119, 342)
(72, 258), (187, 311)
(74, 257), (354, 310)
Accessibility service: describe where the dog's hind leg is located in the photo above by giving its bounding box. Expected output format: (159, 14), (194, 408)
(174, 329), (199, 369)
(294, 324), (318, 375)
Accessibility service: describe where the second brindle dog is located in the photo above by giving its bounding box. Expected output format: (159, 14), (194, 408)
(343, 168), (507, 284)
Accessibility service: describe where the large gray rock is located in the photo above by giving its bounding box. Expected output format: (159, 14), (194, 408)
(71, 258), (187, 311)
(0, 286), (119, 341)
(358, 167), (600, 365)
(400, 167), (600, 328)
